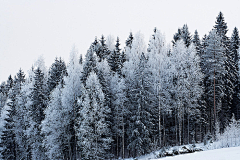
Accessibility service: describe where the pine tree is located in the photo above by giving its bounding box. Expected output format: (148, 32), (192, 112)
(78, 72), (112, 160)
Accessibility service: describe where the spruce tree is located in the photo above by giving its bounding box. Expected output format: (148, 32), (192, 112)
(95, 35), (111, 62)
(214, 12), (235, 131)
(108, 37), (122, 75)
(47, 57), (67, 95)
(1, 97), (17, 160)
(230, 27), (240, 119)
(172, 24), (192, 47)
(81, 44), (98, 85)
(192, 30), (201, 55)
(28, 67), (47, 160)
(181, 24), (192, 47)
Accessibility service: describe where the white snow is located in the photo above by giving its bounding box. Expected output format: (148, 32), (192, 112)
(148, 147), (240, 160)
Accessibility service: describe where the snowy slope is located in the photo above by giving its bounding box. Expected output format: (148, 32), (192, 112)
(152, 146), (240, 160)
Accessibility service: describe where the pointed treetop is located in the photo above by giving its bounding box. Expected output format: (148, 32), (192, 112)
(79, 54), (83, 64)
(230, 27), (240, 63)
(100, 35), (106, 46)
(214, 11), (228, 37)
(125, 32), (134, 48)
(115, 37), (121, 53)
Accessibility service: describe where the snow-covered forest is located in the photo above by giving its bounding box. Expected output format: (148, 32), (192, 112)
(0, 12), (240, 160)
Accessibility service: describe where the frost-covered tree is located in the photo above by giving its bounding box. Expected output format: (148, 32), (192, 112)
(1, 97), (17, 160)
(106, 35), (115, 52)
(14, 75), (32, 160)
(1, 69), (26, 160)
(147, 28), (172, 147)
(170, 40), (189, 145)
(110, 74), (127, 158)
(95, 35), (111, 62)
(27, 67), (47, 160)
(127, 52), (154, 157)
(60, 46), (83, 159)
(42, 83), (67, 160)
(78, 72), (112, 160)
(202, 30), (227, 135)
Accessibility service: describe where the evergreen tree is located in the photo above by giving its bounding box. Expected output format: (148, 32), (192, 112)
(27, 67), (47, 160)
(1, 97), (17, 160)
(108, 37), (122, 75)
(230, 27), (240, 120)
(96, 35), (111, 62)
(192, 30), (201, 55)
(81, 45), (98, 85)
(110, 74), (127, 158)
(125, 32), (134, 49)
(78, 72), (112, 160)
(214, 12), (235, 131)
(172, 28), (182, 46)
(181, 24), (192, 47)
(127, 53), (154, 157)
(47, 57), (67, 95)
(172, 24), (192, 47)
(1, 69), (26, 160)
(202, 30), (227, 135)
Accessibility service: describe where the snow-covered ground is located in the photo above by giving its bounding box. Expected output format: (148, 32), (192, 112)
(136, 146), (240, 160)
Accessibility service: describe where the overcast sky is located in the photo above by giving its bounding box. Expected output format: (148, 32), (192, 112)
(1, 0), (240, 83)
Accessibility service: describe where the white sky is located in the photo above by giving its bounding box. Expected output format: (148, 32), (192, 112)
(0, 0), (240, 83)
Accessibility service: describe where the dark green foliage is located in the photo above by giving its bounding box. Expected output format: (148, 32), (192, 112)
(214, 12), (235, 132)
(47, 57), (67, 94)
(230, 27), (240, 120)
(95, 35), (111, 62)
(172, 24), (192, 47)
(81, 45), (98, 85)
(1, 98), (17, 160)
(108, 37), (123, 75)
(125, 32), (134, 48)
(192, 30), (201, 55)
